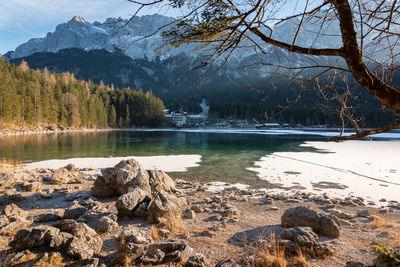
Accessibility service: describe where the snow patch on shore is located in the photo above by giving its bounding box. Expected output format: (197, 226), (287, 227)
(249, 141), (400, 203)
(206, 181), (250, 192)
(24, 155), (202, 172)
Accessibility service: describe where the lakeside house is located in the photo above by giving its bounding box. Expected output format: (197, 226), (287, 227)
(164, 100), (209, 128)
(164, 110), (207, 128)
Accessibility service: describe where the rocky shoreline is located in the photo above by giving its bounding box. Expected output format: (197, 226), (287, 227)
(0, 160), (399, 266)
(0, 127), (118, 136)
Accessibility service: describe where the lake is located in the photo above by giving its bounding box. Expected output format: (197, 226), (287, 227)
(0, 129), (327, 187)
(2, 129), (400, 202)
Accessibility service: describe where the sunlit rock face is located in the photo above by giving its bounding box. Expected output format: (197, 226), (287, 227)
(6, 14), (192, 61)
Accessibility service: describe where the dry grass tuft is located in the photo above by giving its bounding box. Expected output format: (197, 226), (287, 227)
(149, 212), (187, 242)
(113, 252), (133, 267)
(6, 253), (37, 266)
(150, 225), (163, 242)
(0, 159), (22, 175)
(157, 212), (187, 236)
(33, 255), (64, 267)
(118, 235), (126, 249)
(370, 217), (399, 229)
(289, 248), (312, 267)
(114, 236), (133, 267)
(395, 232), (400, 247)
(253, 233), (287, 267)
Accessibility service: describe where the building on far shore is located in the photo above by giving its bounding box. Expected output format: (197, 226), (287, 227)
(172, 111), (189, 128)
(164, 110), (208, 128)
(164, 99), (209, 128)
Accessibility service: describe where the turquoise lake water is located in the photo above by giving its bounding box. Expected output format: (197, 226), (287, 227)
(0, 130), (330, 187)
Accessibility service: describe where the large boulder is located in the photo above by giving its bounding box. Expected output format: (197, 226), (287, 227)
(53, 219), (103, 259)
(116, 189), (149, 217)
(147, 191), (181, 223)
(91, 175), (118, 198)
(147, 170), (176, 196)
(104, 159), (151, 194)
(92, 159), (151, 197)
(9, 225), (62, 250)
(50, 167), (77, 185)
(281, 206), (340, 238)
(9, 225), (101, 260)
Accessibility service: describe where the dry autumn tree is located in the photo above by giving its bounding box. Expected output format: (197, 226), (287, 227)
(125, 0), (400, 141)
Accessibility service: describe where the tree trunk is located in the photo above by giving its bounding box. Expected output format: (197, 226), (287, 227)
(333, 0), (400, 111)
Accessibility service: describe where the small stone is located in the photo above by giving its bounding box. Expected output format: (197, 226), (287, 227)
(1, 203), (26, 218)
(183, 209), (196, 219)
(202, 230), (216, 237)
(38, 213), (62, 223)
(224, 205), (240, 219)
(65, 193), (82, 201)
(0, 218), (31, 236)
(147, 191), (181, 223)
(191, 204), (204, 213)
(0, 215), (9, 228)
(116, 189), (149, 217)
(7, 250), (37, 266)
(142, 249), (165, 265)
(357, 209), (370, 218)
(345, 262), (367, 267)
(64, 203), (86, 219)
(97, 216), (119, 234)
(215, 259), (240, 267)
(41, 194), (53, 199)
(65, 163), (76, 171)
(185, 253), (209, 267)
(23, 182), (41, 192)
(263, 198), (273, 204)
(119, 227), (153, 245)
(329, 209), (353, 220)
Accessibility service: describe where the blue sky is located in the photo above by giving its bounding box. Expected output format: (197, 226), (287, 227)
(0, 0), (180, 54)
(0, 0), (303, 55)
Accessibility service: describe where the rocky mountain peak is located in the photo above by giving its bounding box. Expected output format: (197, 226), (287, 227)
(70, 16), (87, 23)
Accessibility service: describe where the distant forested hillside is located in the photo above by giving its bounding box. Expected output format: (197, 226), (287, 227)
(0, 58), (164, 129)
(9, 48), (396, 128)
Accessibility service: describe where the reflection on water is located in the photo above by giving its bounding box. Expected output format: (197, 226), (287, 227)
(0, 130), (326, 186)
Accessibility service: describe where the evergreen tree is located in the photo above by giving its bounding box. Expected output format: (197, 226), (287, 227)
(0, 58), (165, 129)
(109, 105), (117, 128)
(125, 105), (131, 128)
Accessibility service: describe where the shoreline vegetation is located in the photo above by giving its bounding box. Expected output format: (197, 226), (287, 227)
(0, 58), (165, 131)
(0, 126), (119, 136)
(0, 159), (399, 266)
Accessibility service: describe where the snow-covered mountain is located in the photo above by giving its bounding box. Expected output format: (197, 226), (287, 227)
(6, 13), (398, 70)
(5, 15), (193, 61)
(5, 14), (342, 63)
